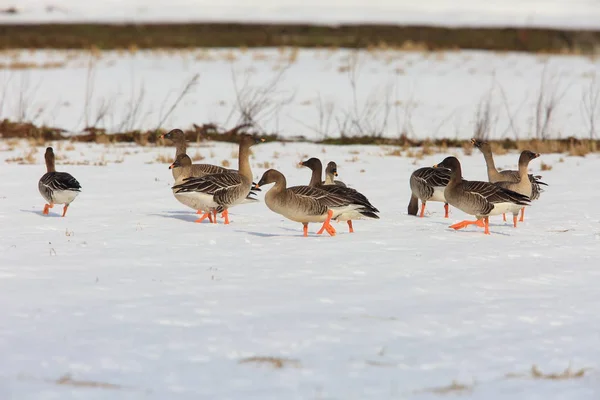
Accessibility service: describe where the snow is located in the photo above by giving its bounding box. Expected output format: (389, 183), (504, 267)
(1, 0), (600, 29)
(1, 139), (599, 399)
(1, 48), (599, 140)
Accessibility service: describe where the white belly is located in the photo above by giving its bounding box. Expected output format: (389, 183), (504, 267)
(174, 191), (218, 211)
(331, 205), (365, 221)
(429, 187), (447, 203)
(265, 198), (328, 223)
(488, 202), (522, 216)
(51, 190), (80, 205)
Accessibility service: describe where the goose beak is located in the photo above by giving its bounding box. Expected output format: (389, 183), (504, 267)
(333, 171), (338, 177)
(470, 138), (476, 144)
(253, 183), (261, 189)
(169, 163), (176, 169)
(298, 161), (304, 167)
(255, 137), (265, 144)
(535, 153), (541, 158)
(433, 164), (438, 168)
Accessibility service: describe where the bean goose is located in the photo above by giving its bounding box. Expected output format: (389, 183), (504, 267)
(433, 156), (530, 235)
(161, 128), (261, 190)
(324, 161), (347, 187)
(169, 154), (258, 223)
(171, 134), (262, 224)
(38, 147), (82, 217)
(471, 138), (547, 215)
(408, 167), (451, 218)
(494, 150), (541, 227)
(254, 169), (371, 237)
(299, 158), (379, 233)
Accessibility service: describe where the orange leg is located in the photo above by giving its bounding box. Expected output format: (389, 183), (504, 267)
(444, 203), (449, 218)
(325, 223), (336, 236)
(519, 207), (525, 222)
(62, 204), (69, 217)
(484, 217), (490, 235)
(212, 209), (218, 224)
(502, 213), (506, 222)
(197, 210), (215, 223)
(450, 219), (485, 230)
(303, 223), (308, 237)
(347, 220), (354, 233)
(222, 210), (230, 225)
(419, 202), (426, 218)
(317, 210), (336, 236)
(513, 215), (518, 228)
(194, 213), (212, 223)
(43, 203), (54, 215)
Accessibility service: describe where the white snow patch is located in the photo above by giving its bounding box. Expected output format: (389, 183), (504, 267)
(1, 0), (600, 29)
(0, 140), (599, 398)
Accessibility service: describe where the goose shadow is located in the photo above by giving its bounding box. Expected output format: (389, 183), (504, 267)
(20, 209), (62, 218)
(234, 229), (299, 238)
(235, 225), (340, 238)
(423, 219), (513, 236)
(149, 212), (211, 223)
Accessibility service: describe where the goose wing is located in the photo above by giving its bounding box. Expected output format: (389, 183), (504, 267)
(319, 185), (379, 212)
(529, 174), (547, 200)
(413, 167), (451, 187)
(463, 180), (530, 205)
(289, 185), (352, 208)
(40, 172), (82, 192)
(173, 173), (244, 195)
(192, 163), (229, 175)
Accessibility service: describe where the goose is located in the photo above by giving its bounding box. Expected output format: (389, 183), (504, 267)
(169, 154), (258, 223)
(408, 167), (451, 218)
(171, 134), (262, 224)
(161, 128), (261, 190)
(324, 161), (347, 187)
(494, 150), (541, 227)
(471, 138), (547, 221)
(254, 169), (372, 237)
(433, 156), (530, 235)
(299, 157), (379, 233)
(38, 147), (82, 217)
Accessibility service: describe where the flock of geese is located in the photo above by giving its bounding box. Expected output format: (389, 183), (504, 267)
(37, 130), (547, 236)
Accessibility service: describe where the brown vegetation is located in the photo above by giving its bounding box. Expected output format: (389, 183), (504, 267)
(0, 23), (599, 54)
(239, 356), (301, 369)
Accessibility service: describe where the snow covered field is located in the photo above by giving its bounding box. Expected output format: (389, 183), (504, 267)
(1, 139), (599, 399)
(1, 48), (599, 140)
(2, 0), (600, 29)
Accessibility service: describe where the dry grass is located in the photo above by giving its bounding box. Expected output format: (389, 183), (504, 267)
(385, 147), (403, 156)
(191, 149), (205, 161)
(238, 356), (301, 369)
(517, 139), (596, 155)
(506, 365), (590, 381)
(462, 141), (473, 156)
(489, 142), (508, 155)
(221, 159), (231, 168)
(0, 61), (66, 69)
(540, 161), (553, 171)
(5, 147), (37, 164)
(256, 161), (272, 169)
(54, 374), (123, 389)
(154, 154), (172, 164)
(417, 381), (473, 395)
